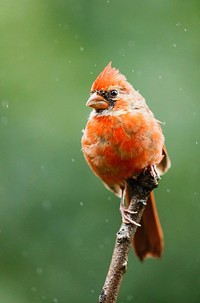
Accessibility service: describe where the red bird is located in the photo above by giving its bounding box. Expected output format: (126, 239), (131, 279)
(81, 63), (171, 260)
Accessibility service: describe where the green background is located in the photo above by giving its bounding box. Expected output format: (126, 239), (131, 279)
(0, 0), (199, 302)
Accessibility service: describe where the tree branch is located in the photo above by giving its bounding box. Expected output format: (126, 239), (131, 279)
(98, 167), (159, 303)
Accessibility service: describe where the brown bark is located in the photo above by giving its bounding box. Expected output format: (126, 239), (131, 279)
(98, 167), (159, 303)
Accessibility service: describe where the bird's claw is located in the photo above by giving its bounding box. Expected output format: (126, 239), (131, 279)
(120, 204), (141, 227)
(150, 165), (160, 180)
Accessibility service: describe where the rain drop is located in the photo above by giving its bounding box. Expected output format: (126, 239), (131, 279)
(42, 200), (52, 211)
(31, 286), (37, 292)
(173, 43), (177, 48)
(1, 100), (9, 109)
(36, 267), (43, 275)
(80, 201), (84, 207)
(80, 46), (84, 52)
(126, 294), (133, 301)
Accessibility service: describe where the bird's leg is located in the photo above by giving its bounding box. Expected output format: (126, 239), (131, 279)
(119, 187), (141, 227)
(150, 164), (160, 180)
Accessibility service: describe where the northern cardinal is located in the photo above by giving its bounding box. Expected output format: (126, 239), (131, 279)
(81, 63), (171, 261)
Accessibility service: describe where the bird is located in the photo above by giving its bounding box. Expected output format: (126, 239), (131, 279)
(81, 62), (171, 261)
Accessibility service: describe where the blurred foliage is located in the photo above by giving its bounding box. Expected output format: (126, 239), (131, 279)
(0, 0), (200, 302)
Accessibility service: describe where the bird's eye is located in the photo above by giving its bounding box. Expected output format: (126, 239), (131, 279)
(110, 90), (118, 97)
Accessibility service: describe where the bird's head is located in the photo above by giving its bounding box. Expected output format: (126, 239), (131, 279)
(86, 62), (135, 113)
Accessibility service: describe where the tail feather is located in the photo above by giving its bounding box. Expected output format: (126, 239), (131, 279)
(126, 188), (163, 261)
(133, 192), (163, 261)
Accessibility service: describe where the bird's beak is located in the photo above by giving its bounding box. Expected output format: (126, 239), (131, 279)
(86, 92), (109, 110)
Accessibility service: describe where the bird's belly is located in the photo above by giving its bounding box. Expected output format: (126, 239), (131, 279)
(82, 113), (164, 185)
(82, 135), (162, 185)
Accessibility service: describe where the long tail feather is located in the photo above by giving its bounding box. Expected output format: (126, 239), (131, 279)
(125, 187), (163, 261)
(133, 192), (163, 260)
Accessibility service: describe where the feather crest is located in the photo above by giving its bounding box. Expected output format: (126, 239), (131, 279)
(91, 62), (133, 92)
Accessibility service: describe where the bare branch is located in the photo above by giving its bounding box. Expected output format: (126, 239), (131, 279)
(98, 168), (159, 303)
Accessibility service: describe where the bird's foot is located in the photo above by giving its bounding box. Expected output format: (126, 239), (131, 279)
(120, 204), (141, 226)
(150, 164), (160, 180)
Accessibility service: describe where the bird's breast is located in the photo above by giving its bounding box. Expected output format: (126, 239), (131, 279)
(82, 112), (164, 185)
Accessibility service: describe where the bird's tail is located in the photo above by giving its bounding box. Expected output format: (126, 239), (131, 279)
(127, 190), (163, 261)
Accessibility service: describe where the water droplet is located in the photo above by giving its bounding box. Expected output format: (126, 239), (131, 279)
(166, 188), (170, 193)
(106, 0), (110, 3)
(36, 267), (43, 275)
(80, 201), (84, 207)
(175, 22), (181, 27)
(105, 219), (109, 223)
(131, 69), (134, 73)
(91, 289), (94, 293)
(42, 200), (52, 211)
(195, 141), (198, 145)
(173, 43), (177, 48)
(1, 99), (9, 109)
(126, 294), (133, 301)
(58, 23), (62, 27)
(53, 298), (58, 303)
(31, 286), (37, 292)
(80, 46), (84, 52)
(71, 158), (75, 162)
(68, 60), (71, 64)
(158, 75), (162, 80)
(184, 28), (187, 32)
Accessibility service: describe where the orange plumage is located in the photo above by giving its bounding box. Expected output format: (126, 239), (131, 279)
(81, 63), (170, 260)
